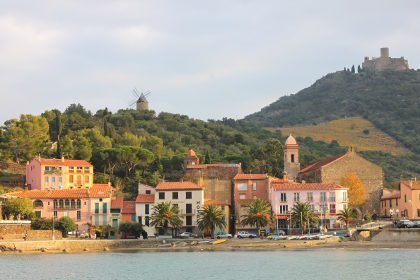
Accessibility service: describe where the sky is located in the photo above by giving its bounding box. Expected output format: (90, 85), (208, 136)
(1, 0), (420, 123)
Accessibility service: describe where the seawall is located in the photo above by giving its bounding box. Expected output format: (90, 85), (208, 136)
(373, 228), (420, 242)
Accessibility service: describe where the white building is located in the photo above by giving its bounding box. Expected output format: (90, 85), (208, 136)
(135, 193), (155, 237)
(155, 181), (204, 235)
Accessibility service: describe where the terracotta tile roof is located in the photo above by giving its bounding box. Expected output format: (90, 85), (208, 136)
(205, 199), (230, 206)
(122, 201), (136, 214)
(186, 163), (240, 169)
(271, 182), (347, 191)
(299, 153), (346, 174)
(156, 181), (202, 191)
(37, 158), (92, 167)
(136, 194), (155, 203)
(111, 197), (124, 209)
(9, 185), (113, 199)
(234, 174), (268, 180)
(381, 190), (400, 200)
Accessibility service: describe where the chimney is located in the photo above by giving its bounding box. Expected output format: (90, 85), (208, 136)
(283, 174), (288, 182)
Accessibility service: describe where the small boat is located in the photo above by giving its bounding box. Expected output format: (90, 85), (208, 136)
(212, 239), (226, 245)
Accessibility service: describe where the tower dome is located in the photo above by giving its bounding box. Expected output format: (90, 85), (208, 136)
(285, 134), (298, 146)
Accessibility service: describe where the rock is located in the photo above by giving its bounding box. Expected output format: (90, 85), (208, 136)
(63, 249), (68, 253)
(190, 241), (198, 246)
(103, 247), (109, 251)
(283, 245), (287, 248)
(40, 248), (47, 252)
(84, 248), (89, 251)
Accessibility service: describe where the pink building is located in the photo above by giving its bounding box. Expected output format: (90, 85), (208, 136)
(26, 157), (93, 190)
(269, 182), (348, 230)
(10, 184), (113, 233)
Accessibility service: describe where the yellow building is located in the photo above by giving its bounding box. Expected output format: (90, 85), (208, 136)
(26, 157), (94, 190)
(204, 200), (230, 235)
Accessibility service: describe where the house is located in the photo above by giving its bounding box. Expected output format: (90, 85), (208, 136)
(155, 181), (204, 235)
(26, 157), (93, 190)
(122, 201), (136, 223)
(136, 193), (155, 236)
(380, 188), (400, 218)
(9, 184), (113, 233)
(204, 199), (230, 235)
(233, 173), (271, 234)
(110, 197), (123, 228)
(298, 147), (383, 215)
(269, 182), (348, 230)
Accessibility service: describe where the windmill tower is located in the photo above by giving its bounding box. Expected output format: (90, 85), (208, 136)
(130, 88), (150, 111)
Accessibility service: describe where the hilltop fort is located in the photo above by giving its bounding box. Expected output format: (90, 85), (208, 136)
(362, 47), (408, 72)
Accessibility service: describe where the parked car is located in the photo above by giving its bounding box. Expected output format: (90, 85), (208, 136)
(406, 221), (420, 228)
(179, 232), (196, 238)
(216, 233), (232, 239)
(397, 220), (411, 228)
(237, 231), (257, 239)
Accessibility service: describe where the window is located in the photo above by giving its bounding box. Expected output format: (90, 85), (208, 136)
(280, 193), (287, 202)
(33, 200), (43, 208)
(330, 204), (336, 214)
(44, 176), (49, 186)
(186, 216), (192, 226)
(77, 211), (81, 221)
(145, 216), (150, 226)
(405, 195), (407, 203)
(69, 175), (74, 183)
(145, 204), (149, 215)
(384, 200), (387, 207)
(131, 214), (135, 222)
(309, 204), (315, 211)
(329, 192), (335, 202)
(173, 204), (179, 213)
(104, 216), (108, 225)
(186, 204), (192, 214)
(396, 199), (399, 207)
(64, 211), (69, 217)
(238, 183), (247, 191)
(58, 177), (62, 187)
(320, 192), (327, 202)
(84, 167), (90, 172)
(77, 176), (82, 185)
(53, 211), (57, 218)
(95, 215), (99, 225)
(35, 211), (41, 218)
(294, 193), (300, 202)
(77, 199), (81, 209)
(252, 182), (257, 191)
(390, 199), (392, 208)
(320, 204), (328, 212)
(418, 209), (420, 217)
(85, 175), (89, 184)
(172, 192), (178, 199)
(52, 177), (56, 187)
(103, 202), (107, 213)
(59, 199), (63, 208)
(138, 216), (143, 225)
(70, 199), (75, 208)
(186, 192), (192, 199)
(95, 203), (99, 214)
(69, 166), (74, 172)
(307, 192), (313, 202)
(159, 192), (165, 200)
(279, 205), (288, 214)
(146, 190), (151, 194)
(53, 200), (58, 209)
(240, 194), (246, 200)
(291, 154), (295, 163)
(343, 191), (347, 202)
(65, 199), (69, 208)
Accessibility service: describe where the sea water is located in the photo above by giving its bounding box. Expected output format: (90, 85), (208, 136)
(0, 249), (418, 280)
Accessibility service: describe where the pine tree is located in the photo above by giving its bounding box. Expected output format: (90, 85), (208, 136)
(103, 118), (109, 137)
(351, 65), (355, 73)
(204, 150), (211, 164)
(357, 65), (362, 73)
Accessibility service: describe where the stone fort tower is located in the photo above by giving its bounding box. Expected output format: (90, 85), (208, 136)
(362, 47), (408, 72)
(136, 92), (149, 111)
(283, 134), (300, 182)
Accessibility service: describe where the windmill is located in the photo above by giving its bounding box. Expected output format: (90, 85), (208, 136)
(129, 88), (150, 111)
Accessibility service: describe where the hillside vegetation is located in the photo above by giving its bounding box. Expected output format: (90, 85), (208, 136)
(267, 117), (408, 156)
(244, 70), (420, 186)
(0, 105), (345, 197)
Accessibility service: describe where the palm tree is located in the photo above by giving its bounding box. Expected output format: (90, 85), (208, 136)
(241, 198), (273, 237)
(291, 202), (319, 234)
(337, 208), (356, 231)
(150, 202), (183, 237)
(197, 204), (226, 238)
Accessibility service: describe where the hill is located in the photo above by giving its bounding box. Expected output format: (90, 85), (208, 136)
(244, 69), (420, 185)
(266, 117), (408, 156)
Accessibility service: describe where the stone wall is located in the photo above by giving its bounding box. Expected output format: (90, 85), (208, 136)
(373, 229), (420, 242)
(0, 223), (62, 240)
(202, 179), (232, 205)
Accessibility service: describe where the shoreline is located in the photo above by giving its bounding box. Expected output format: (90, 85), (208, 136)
(2, 238), (420, 255)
